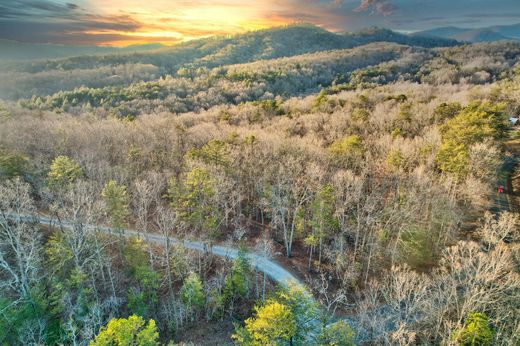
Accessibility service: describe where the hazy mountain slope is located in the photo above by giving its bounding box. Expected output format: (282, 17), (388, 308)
(0, 40), (164, 61)
(413, 27), (467, 38)
(416, 23), (520, 42)
(3, 24), (458, 74)
(345, 27), (458, 48)
(453, 29), (510, 42)
(190, 25), (457, 68)
(494, 23), (520, 39)
(0, 24), (458, 100)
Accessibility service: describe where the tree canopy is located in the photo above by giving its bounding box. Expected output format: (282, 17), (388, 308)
(90, 315), (159, 346)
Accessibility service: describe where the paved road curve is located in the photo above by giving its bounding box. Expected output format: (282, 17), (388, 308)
(15, 213), (303, 287)
(8, 213), (389, 343)
(11, 153), (518, 344)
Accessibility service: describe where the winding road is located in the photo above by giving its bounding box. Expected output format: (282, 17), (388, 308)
(14, 213), (303, 287)
(4, 213), (409, 343)
(8, 150), (518, 344)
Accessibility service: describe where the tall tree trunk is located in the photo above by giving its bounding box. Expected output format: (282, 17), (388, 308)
(318, 236), (323, 266)
(308, 245), (313, 271)
(262, 271), (266, 302)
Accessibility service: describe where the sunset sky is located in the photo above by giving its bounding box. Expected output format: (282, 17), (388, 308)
(1, 0), (519, 46)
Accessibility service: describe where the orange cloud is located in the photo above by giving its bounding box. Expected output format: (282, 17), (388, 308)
(79, 0), (268, 44)
(82, 0), (340, 46)
(0, 0), (350, 46)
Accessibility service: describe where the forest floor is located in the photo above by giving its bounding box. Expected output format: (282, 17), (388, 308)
(176, 319), (235, 346)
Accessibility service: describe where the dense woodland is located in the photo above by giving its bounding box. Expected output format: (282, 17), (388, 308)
(0, 24), (519, 345)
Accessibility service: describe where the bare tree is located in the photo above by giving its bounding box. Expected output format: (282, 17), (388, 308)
(269, 152), (312, 257)
(309, 271), (347, 316)
(0, 179), (46, 344)
(156, 206), (180, 330)
(478, 211), (519, 250)
(254, 231), (275, 301)
(0, 178), (41, 302)
(133, 174), (164, 265)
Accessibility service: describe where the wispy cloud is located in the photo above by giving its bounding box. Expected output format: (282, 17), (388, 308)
(465, 12), (520, 19)
(0, 0), (518, 45)
(354, 0), (397, 16)
(0, 0), (79, 18)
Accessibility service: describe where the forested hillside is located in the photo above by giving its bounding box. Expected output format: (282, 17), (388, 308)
(13, 41), (520, 118)
(0, 40), (165, 61)
(416, 23), (520, 42)
(0, 24), (457, 100)
(0, 24), (519, 346)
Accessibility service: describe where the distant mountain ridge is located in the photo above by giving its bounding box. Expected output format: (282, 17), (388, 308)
(0, 24), (461, 99)
(0, 24), (457, 63)
(415, 23), (520, 42)
(0, 40), (165, 61)
(344, 27), (459, 47)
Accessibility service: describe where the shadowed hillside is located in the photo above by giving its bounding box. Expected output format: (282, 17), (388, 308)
(0, 24), (458, 99)
(416, 23), (520, 42)
(0, 40), (165, 61)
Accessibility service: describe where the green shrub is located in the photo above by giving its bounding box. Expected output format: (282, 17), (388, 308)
(0, 150), (29, 180)
(180, 272), (205, 311)
(317, 320), (355, 346)
(351, 108), (370, 122)
(47, 155), (83, 187)
(433, 102), (462, 124)
(312, 89), (329, 111)
(386, 149), (406, 171)
(328, 135), (364, 164)
(398, 227), (435, 269)
(390, 128), (403, 139)
(452, 312), (494, 346)
(90, 315), (159, 346)
(223, 249), (251, 306)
